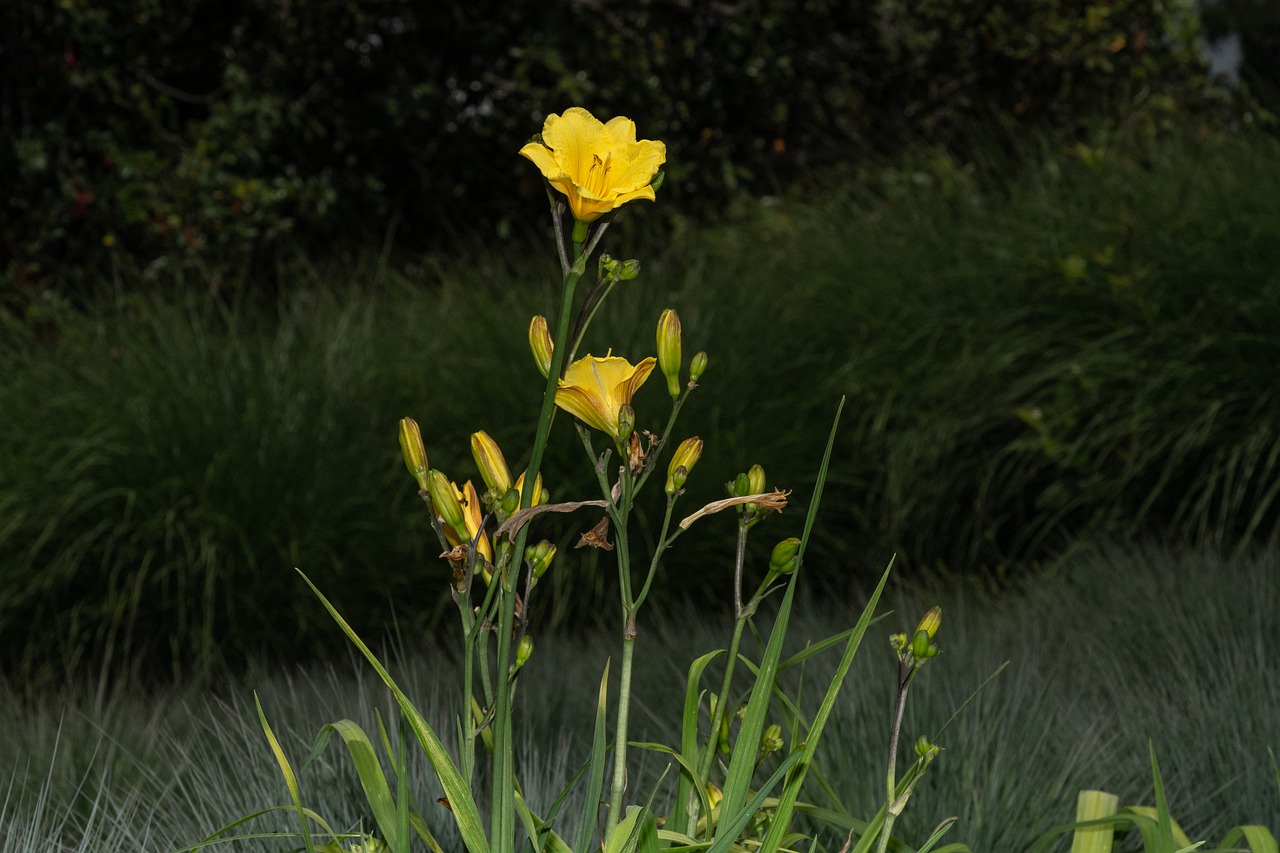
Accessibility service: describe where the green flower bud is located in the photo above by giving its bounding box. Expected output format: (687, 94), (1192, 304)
(760, 723), (783, 757)
(727, 472), (751, 498)
(911, 629), (935, 661)
(746, 464), (766, 496)
(528, 315), (554, 378)
(914, 735), (939, 758)
(656, 308), (683, 398)
(427, 470), (466, 534)
(617, 403), (635, 442)
(501, 487), (521, 517)
(525, 539), (557, 579)
(471, 430), (513, 497)
(690, 351), (708, 383)
(398, 417), (429, 491)
(619, 259), (641, 280)
(515, 634), (534, 669)
(768, 537), (802, 575)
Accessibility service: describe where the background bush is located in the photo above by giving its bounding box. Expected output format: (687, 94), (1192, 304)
(2, 0), (1219, 310)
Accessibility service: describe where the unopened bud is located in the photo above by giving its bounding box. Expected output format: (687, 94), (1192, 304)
(914, 735), (939, 759)
(746, 464), (766, 496)
(619, 259), (641, 280)
(727, 472), (751, 498)
(656, 309), (683, 398)
(471, 431), (513, 496)
(667, 437), (703, 489)
(514, 470), (548, 507)
(911, 629), (939, 661)
(617, 404), (635, 442)
(690, 351), (708, 383)
(525, 539), (557, 579)
(528, 315), (554, 378)
(768, 537), (802, 575)
(915, 606), (942, 641)
(398, 418), (429, 490)
(427, 470), (466, 534)
(760, 723), (783, 757)
(515, 635), (534, 669)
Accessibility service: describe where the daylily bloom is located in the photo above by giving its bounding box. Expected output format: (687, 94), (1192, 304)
(519, 107), (666, 222)
(555, 354), (657, 441)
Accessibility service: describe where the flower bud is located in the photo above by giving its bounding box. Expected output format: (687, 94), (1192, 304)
(398, 417), (429, 491)
(667, 437), (703, 488)
(616, 404), (635, 442)
(911, 629), (939, 661)
(656, 308), (682, 398)
(690, 351), (708, 383)
(619, 259), (641, 280)
(525, 539), (557, 579)
(515, 634), (534, 669)
(427, 470), (467, 534)
(914, 606), (942, 641)
(528, 315), (553, 378)
(768, 537), (802, 575)
(727, 472), (751, 498)
(914, 735), (939, 759)
(746, 464), (766, 496)
(760, 723), (783, 757)
(514, 470), (548, 507)
(470, 430), (513, 497)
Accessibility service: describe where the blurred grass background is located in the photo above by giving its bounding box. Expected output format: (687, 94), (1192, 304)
(2, 126), (1278, 683)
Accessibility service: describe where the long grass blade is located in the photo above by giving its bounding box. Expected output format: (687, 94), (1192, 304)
(299, 570), (491, 853)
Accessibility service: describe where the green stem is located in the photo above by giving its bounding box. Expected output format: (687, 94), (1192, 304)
(876, 663), (913, 853)
(489, 223), (585, 853)
(605, 629), (637, 839)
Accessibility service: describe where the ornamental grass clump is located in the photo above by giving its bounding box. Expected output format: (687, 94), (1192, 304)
(193, 108), (958, 853)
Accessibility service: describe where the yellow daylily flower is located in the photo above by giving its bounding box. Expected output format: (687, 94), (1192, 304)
(519, 107), (666, 222)
(555, 354), (657, 440)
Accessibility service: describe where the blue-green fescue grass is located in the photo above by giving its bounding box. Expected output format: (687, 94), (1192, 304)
(2, 125), (1279, 681)
(2, 545), (1276, 851)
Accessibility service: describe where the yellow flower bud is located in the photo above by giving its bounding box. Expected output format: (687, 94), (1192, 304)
(656, 308), (682, 398)
(470, 430), (513, 496)
(427, 469), (467, 534)
(666, 437), (703, 490)
(705, 781), (723, 810)
(528, 315), (554, 378)
(915, 606), (942, 640)
(746, 464), (766, 496)
(514, 470), (548, 507)
(398, 417), (429, 491)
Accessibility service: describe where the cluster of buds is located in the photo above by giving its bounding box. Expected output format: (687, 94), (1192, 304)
(890, 606), (942, 665)
(599, 252), (641, 284)
(524, 539), (557, 582)
(725, 463), (778, 528)
(471, 430), (549, 518)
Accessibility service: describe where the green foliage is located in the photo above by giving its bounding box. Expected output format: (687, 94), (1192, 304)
(1, 0), (1221, 308)
(3, 127), (1279, 681)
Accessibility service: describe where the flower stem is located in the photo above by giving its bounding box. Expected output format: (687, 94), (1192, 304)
(490, 233), (584, 853)
(876, 662), (913, 853)
(606, 627), (637, 839)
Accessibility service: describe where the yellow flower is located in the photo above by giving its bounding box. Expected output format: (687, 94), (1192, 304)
(555, 354), (657, 440)
(519, 108), (666, 222)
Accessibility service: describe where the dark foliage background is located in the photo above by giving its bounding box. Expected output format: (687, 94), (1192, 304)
(2, 0), (1228, 311)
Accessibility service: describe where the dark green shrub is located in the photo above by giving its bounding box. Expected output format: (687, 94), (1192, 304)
(2, 0), (1218, 309)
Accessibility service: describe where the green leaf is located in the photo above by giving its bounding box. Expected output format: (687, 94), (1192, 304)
(758, 560), (893, 853)
(299, 570), (491, 853)
(574, 662), (612, 853)
(1070, 789), (1119, 853)
(255, 691), (317, 853)
(306, 719), (404, 851)
(673, 649), (724, 837)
